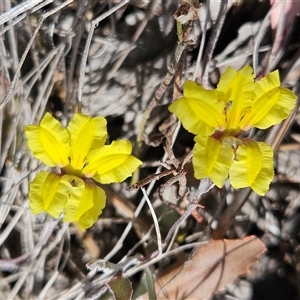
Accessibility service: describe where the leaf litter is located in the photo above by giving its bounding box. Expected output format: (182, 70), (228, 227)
(1, 0), (300, 299)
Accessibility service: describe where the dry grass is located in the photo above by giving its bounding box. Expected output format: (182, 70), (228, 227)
(1, 0), (300, 299)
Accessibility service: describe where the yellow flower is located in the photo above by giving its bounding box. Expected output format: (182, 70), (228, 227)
(26, 113), (142, 229)
(169, 65), (296, 195)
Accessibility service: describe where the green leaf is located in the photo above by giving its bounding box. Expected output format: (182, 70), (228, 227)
(145, 268), (156, 300)
(107, 270), (133, 300)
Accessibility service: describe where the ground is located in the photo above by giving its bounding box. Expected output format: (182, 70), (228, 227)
(1, 1), (300, 299)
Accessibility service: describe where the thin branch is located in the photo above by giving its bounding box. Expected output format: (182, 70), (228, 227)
(252, 8), (272, 75)
(141, 187), (163, 255)
(194, 0), (209, 82)
(163, 178), (214, 251)
(0, 0), (73, 112)
(77, 0), (130, 111)
(201, 0), (228, 88)
(0, 218), (59, 271)
(0, 0), (44, 26)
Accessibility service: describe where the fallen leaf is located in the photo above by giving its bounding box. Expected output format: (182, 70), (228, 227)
(141, 236), (266, 300)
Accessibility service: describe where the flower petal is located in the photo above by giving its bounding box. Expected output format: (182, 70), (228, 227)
(193, 135), (234, 188)
(25, 113), (69, 167)
(217, 65), (255, 130)
(29, 171), (68, 218)
(239, 70), (297, 130)
(229, 140), (274, 195)
(63, 178), (106, 230)
(67, 113), (107, 170)
(62, 175), (96, 225)
(84, 140), (142, 183)
(169, 81), (225, 135)
(71, 181), (106, 230)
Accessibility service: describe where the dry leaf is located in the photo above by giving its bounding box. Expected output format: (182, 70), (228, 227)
(140, 236), (266, 300)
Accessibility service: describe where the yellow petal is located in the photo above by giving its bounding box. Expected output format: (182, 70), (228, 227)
(229, 140), (274, 195)
(193, 135), (234, 188)
(63, 178), (106, 230)
(84, 140), (142, 183)
(67, 113), (107, 170)
(25, 113), (69, 167)
(240, 70), (297, 130)
(29, 171), (68, 218)
(62, 175), (92, 223)
(76, 182), (106, 230)
(217, 65), (255, 129)
(169, 81), (225, 135)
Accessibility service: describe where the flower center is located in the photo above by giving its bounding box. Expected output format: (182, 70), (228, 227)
(212, 128), (243, 140)
(63, 164), (85, 180)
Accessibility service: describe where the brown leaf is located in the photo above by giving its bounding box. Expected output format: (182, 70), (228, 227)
(173, 0), (201, 24)
(141, 236), (266, 300)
